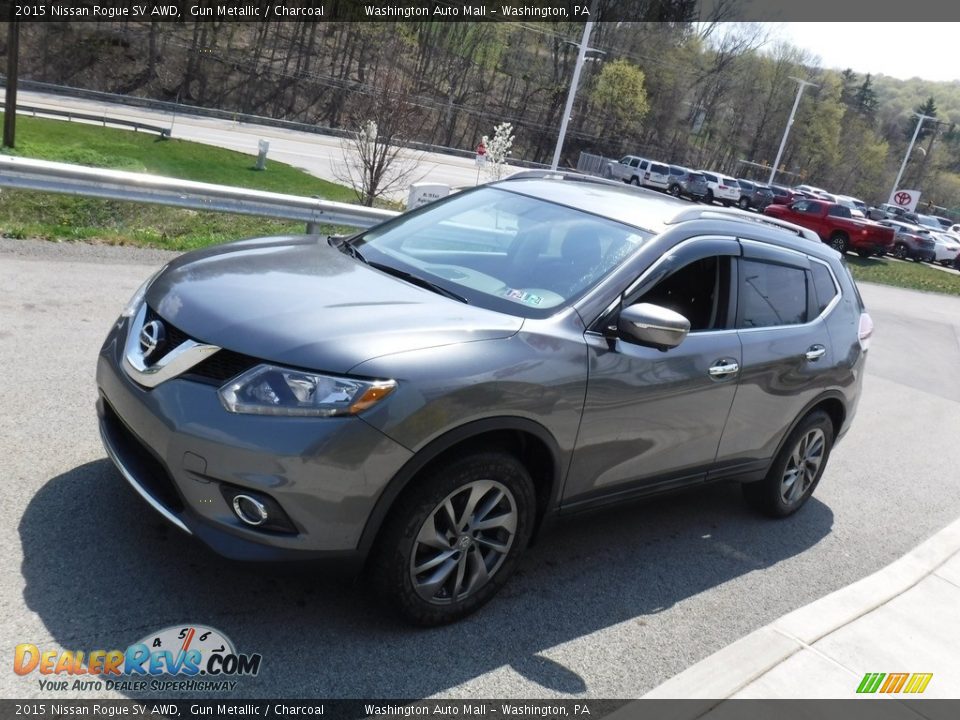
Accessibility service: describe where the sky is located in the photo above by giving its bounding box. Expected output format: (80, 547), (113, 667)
(772, 23), (960, 83)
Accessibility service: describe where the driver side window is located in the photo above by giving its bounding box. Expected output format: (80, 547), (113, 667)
(637, 256), (733, 332)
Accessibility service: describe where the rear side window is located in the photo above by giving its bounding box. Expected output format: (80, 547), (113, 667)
(738, 180), (754, 191)
(810, 262), (838, 314)
(723, 177), (738, 186)
(703, 172), (717, 182)
(669, 166), (685, 176)
(739, 259), (808, 328)
(650, 163), (668, 174)
(827, 205), (851, 218)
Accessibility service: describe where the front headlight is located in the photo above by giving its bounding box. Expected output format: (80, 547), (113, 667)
(121, 266), (166, 318)
(219, 364), (396, 417)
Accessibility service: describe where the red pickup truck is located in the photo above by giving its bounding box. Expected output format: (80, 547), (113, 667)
(764, 199), (895, 256)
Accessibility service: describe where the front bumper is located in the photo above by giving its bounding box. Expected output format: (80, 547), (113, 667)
(96, 317), (413, 562)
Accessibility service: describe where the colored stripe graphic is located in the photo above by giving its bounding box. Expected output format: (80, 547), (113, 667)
(904, 673), (933, 693)
(857, 673), (885, 693)
(857, 672), (932, 694)
(880, 673), (909, 693)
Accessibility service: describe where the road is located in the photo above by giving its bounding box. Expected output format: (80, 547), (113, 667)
(11, 90), (520, 200)
(2, 238), (960, 700)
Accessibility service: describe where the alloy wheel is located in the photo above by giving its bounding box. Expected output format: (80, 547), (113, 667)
(409, 480), (518, 605)
(780, 428), (825, 505)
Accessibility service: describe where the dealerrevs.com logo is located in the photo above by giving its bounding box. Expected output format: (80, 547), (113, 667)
(14, 625), (262, 692)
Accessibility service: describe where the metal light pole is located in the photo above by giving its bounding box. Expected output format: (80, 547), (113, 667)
(767, 77), (818, 186)
(3, 22), (20, 149)
(551, 19), (595, 171)
(890, 113), (935, 200)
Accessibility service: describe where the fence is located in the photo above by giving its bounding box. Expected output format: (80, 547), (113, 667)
(577, 152), (617, 177)
(0, 155), (399, 232)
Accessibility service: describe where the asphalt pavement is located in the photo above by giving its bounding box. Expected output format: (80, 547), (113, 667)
(2, 238), (960, 700)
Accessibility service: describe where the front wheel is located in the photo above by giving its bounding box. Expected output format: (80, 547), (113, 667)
(370, 452), (535, 626)
(893, 242), (909, 260)
(630, 177), (640, 186)
(668, 184), (681, 197)
(704, 190), (714, 205)
(743, 411), (834, 518)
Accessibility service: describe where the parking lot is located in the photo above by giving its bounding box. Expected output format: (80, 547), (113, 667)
(3, 237), (960, 700)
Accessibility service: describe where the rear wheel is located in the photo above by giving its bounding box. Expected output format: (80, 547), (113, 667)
(704, 190), (714, 205)
(743, 411), (834, 518)
(668, 184), (681, 197)
(856, 249), (872, 259)
(370, 451), (535, 626)
(829, 232), (849, 254)
(630, 176), (640, 186)
(893, 242), (909, 260)
(738, 196), (750, 210)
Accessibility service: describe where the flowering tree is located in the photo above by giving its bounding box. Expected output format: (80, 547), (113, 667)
(482, 122), (515, 181)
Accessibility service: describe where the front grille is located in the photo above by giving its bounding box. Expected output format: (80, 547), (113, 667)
(144, 306), (191, 366)
(101, 400), (185, 513)
(183, 350), (260, 385)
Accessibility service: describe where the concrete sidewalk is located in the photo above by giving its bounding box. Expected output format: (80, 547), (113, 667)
(643, 516), (960, 699)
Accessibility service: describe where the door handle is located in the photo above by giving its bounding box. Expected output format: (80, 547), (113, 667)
(708, 361), (739, 377)
(805, 345), (826, 361)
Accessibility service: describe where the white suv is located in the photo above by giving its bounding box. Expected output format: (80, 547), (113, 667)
(698, 171), (742, 206)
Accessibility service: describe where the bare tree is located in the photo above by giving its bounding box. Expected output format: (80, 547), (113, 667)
(334, 64), (425, 207)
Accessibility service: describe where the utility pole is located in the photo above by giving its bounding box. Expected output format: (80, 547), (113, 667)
(890, 113), (935, 200)
(551, 14), (596, 171)
(3, 21), (20, 149)
(767, 77), (818, 186)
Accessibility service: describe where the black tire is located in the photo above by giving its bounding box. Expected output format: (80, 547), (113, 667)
(630, 176), (640, 186)
(743, 411), (834, 518)
(829, 232), (849, 254)
(721, 200), (731, 207)
(954, 256), (960, 271)
(893, 242), (909, 260)
(738, 196), (750, 210)
(856, 249), (872, 259)
(369, 451), (535, 626)
(705, 190), (714, 205)
(668, 184), (681, 197)
(912, 255), (923, 263)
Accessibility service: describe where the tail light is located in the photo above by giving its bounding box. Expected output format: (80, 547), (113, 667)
(858, 312), (874, 351)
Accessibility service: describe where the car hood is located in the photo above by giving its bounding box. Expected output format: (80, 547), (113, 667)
(146, 236), (523, 374)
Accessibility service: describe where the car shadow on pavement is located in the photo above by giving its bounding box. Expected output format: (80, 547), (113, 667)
(19, 459), (833, 698)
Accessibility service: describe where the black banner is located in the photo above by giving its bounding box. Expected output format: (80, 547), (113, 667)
(8, 0), (960, 23)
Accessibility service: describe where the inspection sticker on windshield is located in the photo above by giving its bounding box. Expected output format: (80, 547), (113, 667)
(502, 288), (543, 305)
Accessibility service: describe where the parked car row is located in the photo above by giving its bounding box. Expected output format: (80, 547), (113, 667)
(605, 156), (960, 268)
(605, 156), (775, 210)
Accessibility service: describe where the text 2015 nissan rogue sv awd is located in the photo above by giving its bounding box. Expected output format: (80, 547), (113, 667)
(97, 173), (872, 625)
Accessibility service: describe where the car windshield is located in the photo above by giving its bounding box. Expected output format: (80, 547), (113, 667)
(350, 186), (652, 318)
(917, 215), (941, 229)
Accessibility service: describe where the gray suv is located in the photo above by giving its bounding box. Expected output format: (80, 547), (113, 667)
(97, 173), (871, 625)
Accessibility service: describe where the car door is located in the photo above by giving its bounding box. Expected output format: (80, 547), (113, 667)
(563, 238), (743, 507)
(712, 240), (835, 476)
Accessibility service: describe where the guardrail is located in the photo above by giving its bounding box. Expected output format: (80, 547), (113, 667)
(0, 155), (399, 232)
(0, 101), (170, 137)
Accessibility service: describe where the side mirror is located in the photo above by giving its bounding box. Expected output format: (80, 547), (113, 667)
(618, 303), (691, 351)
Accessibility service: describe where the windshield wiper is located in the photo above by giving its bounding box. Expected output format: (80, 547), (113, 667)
(327, 235), (367, 264)
(369, 262), (469, 304)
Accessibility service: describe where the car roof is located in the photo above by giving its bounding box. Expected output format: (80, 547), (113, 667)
(494, 174), (832, 255)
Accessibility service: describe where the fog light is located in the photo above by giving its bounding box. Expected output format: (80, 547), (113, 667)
(232, 494), (268, 526)
(219, 484), (298, 534)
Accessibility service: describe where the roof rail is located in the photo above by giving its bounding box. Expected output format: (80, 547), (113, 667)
(666, 206), (820, 244)
(503, 169), (625, 187)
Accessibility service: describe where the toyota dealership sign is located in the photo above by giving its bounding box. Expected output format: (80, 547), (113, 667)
(888, 189), (921, 212)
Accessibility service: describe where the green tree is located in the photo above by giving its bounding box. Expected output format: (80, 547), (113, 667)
(854, 74), (879, 121)
(591, 59), (650, 145)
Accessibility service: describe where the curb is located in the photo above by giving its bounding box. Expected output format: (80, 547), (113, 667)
(641, 515), (960, 700)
